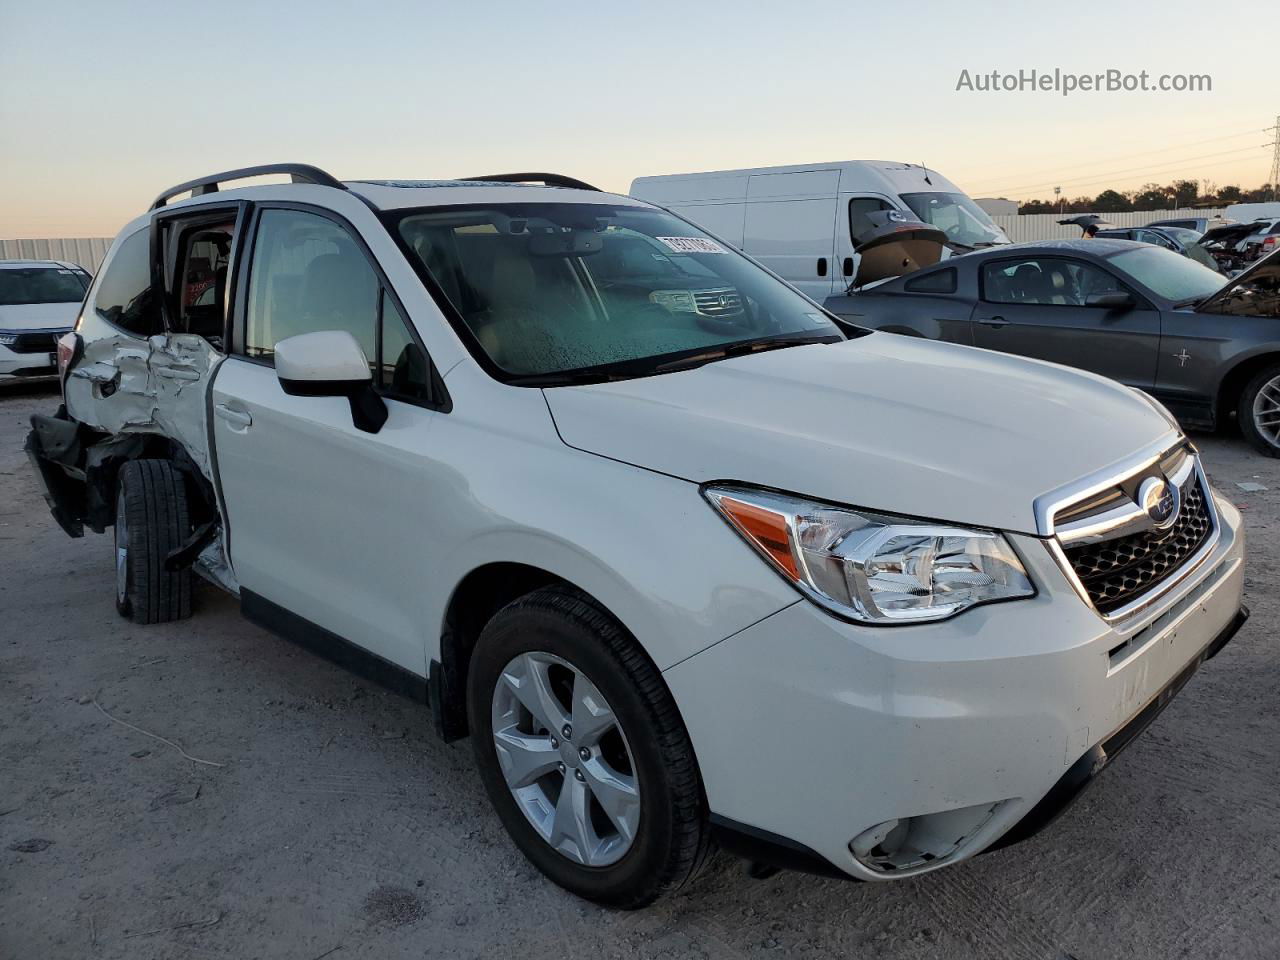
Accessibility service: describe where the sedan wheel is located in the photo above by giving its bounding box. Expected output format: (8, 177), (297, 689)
(1240, 364), (1280, 457)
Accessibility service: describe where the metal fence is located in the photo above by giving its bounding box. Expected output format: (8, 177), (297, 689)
(1, 237), (113, 271)
(991, 208), (1227, 244)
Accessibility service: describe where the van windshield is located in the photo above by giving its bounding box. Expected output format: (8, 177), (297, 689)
(900, 192), (1005, 248)
(0, 267), (90, 306)
(390, 203), (846, 384)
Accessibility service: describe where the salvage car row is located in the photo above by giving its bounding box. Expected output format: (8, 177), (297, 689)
(17, 163), (1254, 909)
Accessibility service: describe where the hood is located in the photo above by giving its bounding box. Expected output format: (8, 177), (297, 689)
(544, 334), (1174, 535)
(0, 301), (80, 330)
(1057, 214), (1113, 229)
(850, 211), (947, 285)
(1198, 222), (1259, 246)
(1197, 248), (1280, 316)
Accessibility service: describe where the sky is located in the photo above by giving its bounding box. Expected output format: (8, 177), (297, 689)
(1, 0), (1276, 238)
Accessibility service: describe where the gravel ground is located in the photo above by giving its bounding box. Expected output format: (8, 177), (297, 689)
(2, 379), (1277, 960)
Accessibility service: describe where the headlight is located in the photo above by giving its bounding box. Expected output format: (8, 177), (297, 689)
(648, 290), (696, 313)
(0, 333), (17, 346)
(704, 485), (1034, 624)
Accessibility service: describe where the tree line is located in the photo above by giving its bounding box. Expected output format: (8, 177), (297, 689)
(1017, 180), (1277, 214)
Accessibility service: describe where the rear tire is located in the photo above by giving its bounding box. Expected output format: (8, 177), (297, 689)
(114, 460), (192, 623)
(1238, 363), (1280, 457)
(467, 586), (709, 908)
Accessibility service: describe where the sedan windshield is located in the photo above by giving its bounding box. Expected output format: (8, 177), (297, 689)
(0, 267), (90, 306)
(390, 203), (845, 383)
(899, 192), (1005, 248)
(1105, 246), (1225, 303)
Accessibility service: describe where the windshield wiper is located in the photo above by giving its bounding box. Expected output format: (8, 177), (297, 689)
(1172, 296), (1207, 309)
(652, 334), (841, 374)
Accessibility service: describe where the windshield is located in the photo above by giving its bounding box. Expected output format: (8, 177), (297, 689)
(1106, 246), (1225, 303)
(0, 266), (90, 306)
(899, 192), (1005, 247)
(390, 203), (845, 383)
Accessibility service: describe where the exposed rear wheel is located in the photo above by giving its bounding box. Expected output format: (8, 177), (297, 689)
(467, 586), (709, 908)
(114, 460), (193, 623)
(1239, 364), (1280, 457)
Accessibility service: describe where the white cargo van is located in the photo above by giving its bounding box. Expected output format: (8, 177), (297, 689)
(630, 161), (1008, 300)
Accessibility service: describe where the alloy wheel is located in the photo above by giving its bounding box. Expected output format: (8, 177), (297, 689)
(1253, 374), (1280, 449)
(490, 651), (641, 867)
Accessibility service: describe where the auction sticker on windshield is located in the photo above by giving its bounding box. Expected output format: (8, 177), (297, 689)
(656, 237), (728, 254)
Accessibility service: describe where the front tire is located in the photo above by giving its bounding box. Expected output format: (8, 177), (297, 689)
(114, 460), (193, 623)
(1238, 364), (1280, 457)
(467, 586), (709, 908)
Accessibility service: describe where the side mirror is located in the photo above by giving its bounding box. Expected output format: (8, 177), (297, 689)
(275, 330), (387, 434)
(1085, 292), (1134, 310)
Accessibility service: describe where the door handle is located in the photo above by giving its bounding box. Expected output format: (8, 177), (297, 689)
(214, 403), (252, 428)
(977, 316), (1010, 328)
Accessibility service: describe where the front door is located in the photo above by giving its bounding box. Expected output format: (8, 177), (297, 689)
(971, 255), (1161, 388)
(210, 205), (445, 673)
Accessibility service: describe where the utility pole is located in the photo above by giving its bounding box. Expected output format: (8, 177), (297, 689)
(1267, 114), (1280, 200)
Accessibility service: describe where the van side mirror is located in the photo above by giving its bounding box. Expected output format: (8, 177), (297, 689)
(1085, 292), (1134, 310)
(275, 330), (387, 434)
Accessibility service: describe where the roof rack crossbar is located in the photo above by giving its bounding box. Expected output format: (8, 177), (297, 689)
(150, 163), (346, 210)
(460, 172), (601, 192)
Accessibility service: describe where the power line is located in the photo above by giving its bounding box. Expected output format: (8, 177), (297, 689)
(964, 127), (1259, 191)
(980, 145), (1267, 197)
(1267, 115), (1280, 200)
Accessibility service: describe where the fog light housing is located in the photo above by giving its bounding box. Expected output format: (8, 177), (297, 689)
(850, 801), (1007, 873)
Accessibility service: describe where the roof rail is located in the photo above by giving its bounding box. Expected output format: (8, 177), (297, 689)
(151, 163), (346, 210)
(460, 172), (601, 192)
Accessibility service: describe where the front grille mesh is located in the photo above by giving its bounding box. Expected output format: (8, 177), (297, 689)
(6, 331), (63, 354)
(1063, 476), (1212, 614)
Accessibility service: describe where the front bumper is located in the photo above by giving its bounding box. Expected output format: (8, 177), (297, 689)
(0, 330), (66, 380)
(665, 493), (1247, 881)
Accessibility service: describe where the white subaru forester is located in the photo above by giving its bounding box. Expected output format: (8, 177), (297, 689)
(27, 164), (1247, 908)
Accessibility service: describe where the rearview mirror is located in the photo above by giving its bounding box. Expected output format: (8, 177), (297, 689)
(1085, 292), (1134, 310)
(275, 330), (387, 434)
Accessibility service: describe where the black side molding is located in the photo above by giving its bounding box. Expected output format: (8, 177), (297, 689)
(988, 604), (1250, 853)
(709, 813), (852, 882)
(241, 589), (428, 704)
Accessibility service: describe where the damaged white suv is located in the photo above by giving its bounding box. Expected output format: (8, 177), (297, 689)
(28, 164), (1248, 907)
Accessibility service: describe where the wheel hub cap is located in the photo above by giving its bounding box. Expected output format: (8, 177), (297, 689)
(1253, 374), (1280, 448)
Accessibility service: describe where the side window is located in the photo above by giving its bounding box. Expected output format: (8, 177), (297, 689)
(848, 197), (893, 241)
(92, 228), (159, 337)
(904, 268), (956, 294)
(1137, 230), (1175, 250)
(174, 222), (235, 345)
(983, 258), (1122, 306)
(378, 291), (433, 402)
(243, 209), (377, 364)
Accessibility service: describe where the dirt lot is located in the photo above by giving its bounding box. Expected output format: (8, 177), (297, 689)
(1, 379), (1277, 960)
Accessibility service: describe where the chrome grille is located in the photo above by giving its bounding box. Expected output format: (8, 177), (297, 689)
(1062, 473), (1213, 615)
(692, 288), (743, 318)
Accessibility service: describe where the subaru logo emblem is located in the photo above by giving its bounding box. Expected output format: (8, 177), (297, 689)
(1137, 476), (1180, 531)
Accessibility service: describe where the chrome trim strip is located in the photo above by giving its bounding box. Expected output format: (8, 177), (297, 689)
(1055, 452), (1196, 546)
(1046, 458), (1222, 630)
(1032, 430), (1182, 537)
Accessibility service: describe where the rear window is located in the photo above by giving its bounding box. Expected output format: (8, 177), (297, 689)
(0, 266), (89, 306)
(92, 228), (158, 336)
(904, 268), (956, 294)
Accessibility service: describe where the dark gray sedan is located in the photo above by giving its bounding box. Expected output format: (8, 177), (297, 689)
(826, 239), (1280, 455)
